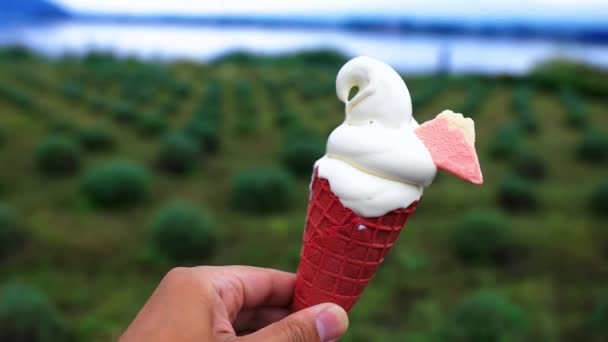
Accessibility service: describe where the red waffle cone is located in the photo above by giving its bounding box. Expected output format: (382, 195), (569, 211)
(292, 171), (419, 313)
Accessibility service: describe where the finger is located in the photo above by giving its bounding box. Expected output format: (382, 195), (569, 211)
(233, 307), (290, 335)
(201, 266), (296, 319)
(239, 303), (349, 342)
(223, 266), (296, 308)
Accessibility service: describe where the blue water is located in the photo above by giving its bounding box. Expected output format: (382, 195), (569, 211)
(1, 20), (607, 74)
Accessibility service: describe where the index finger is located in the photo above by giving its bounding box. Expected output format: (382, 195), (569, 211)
(202, 266), (296, 318)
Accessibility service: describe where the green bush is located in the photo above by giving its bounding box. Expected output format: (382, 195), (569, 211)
(172, 81), (191, 98)
(512, 86), (538, 135)
(513, 152), (548, 181)
(87, 96), (110, 113)
(0, 205), (22, 259)
(231, 168), (293, 214)
(588, 292), (608, 337)
(497, 177), (538, 213)
(281, 140), (325, 177)
(589, 182), (608, 217)
(577, 130), (608, 164)
(48, 118), (77, 135)
(156, 133), (200, 175)
(440, 291), (528, 342)
(159, 101), (178, 116)
(0, 284), (74, 342)
(184, 120), (219, 154)
(488, 124), (523, 160)
(137, 114), (168, 137)
(36, 136), (82, 177)
(78, 127), (115, 152)
(150, 201), (218, 263)
(0, 128), (6, 147)
(81, 161), (150, 210)
(274, 111), (299, 128)
(62, 81), (84, 101)
(455, 81), (487, 116)
(560, 87), (588, 129)
(452, 211), (519, 264)
(111, 103), (138, 124)
(0, 85), (32, 110)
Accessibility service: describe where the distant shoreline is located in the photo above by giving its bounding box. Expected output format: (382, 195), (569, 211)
(68, 15), (608, 45)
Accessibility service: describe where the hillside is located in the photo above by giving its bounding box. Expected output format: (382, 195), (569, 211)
(0, 49), (607, 341)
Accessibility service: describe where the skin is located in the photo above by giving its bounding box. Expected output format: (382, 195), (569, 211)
(120, 266), (349, 342)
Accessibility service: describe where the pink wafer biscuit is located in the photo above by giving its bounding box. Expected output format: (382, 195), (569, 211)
(415, 110), (483, 184)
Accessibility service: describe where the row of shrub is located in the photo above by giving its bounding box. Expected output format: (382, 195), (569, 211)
(0, 278), (605, 342)
(439, 272), (605, 338)
(280, 125), (325, 178)
(411, 77), (451, 109)
(442, 289), (607, 341)
(182, 80), (223, 155)
(296, 72), (335, 101)
(34, 131), (302, 214)
(512, 86), (539, 135)
(454, 80), (488, 116)
(234, 79), (258, 135)
(0, 83), (33, 111)
(559, 87), (588, 129)
(488, 124), (524, 161)
(454, 195), (606, 266)
(264, 77), (289, 114)
(490, 122), (607, 167)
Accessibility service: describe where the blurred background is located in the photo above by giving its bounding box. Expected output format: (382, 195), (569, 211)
(0, 0), (607, 341)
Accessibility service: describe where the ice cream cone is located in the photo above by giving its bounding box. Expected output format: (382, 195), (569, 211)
(291, 170), (419, 312)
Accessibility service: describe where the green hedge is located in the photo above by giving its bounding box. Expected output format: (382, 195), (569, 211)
(512, 86), (539, 135)
(560, 87), (588, 129)
(81, 161), (151, 210)
(0, 284), (74, 342)
(281, 140), (325, 178)
(184, 120), (219, 154)
(231, 168), (293, 214)
(577, 129), (608, 164)
(137, 114), (168, 137)
(111, 103), (138, 124)
(156, 133), (200, 175)
(78, 127), (115, 152)
(150, 201), (218, 263)
(452, 211), (519, 265)
(35, 136), (82, 177)
(0, 128), (6, 147)
(0, 205), (22, 259)
(589, 182), (608, 218)
(488, 124), (524, 160)
(513, 152), (548, 181)
(497, 177), (538, 213)
(588, 292), (608, 337)
(440, 291), (528, 342)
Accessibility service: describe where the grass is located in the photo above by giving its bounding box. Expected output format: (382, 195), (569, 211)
(0, 49), (607, 341)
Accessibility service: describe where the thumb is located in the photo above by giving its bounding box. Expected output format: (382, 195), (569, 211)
(240, 303), (349, 342)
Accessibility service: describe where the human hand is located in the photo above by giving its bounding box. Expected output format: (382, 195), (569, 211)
(120, 266), (349, 342)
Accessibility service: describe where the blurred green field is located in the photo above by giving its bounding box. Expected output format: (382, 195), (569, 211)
(0, 47), (607, 341)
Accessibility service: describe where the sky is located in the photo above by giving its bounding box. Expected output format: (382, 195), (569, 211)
(53, 0), (608, 20)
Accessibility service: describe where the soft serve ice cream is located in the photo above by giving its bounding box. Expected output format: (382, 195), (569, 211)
(315, 56), (437, 217)
(292, 56), (483, 313)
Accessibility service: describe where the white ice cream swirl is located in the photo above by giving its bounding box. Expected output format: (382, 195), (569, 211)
(315, 56), (437, 217)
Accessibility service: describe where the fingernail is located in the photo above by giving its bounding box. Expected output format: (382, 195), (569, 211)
(315, 304), (348, 342)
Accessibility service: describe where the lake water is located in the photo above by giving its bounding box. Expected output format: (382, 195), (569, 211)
(1, 21), (607, 75)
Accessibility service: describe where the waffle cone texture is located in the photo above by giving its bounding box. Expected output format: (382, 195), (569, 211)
(292, 171), (419, 312)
